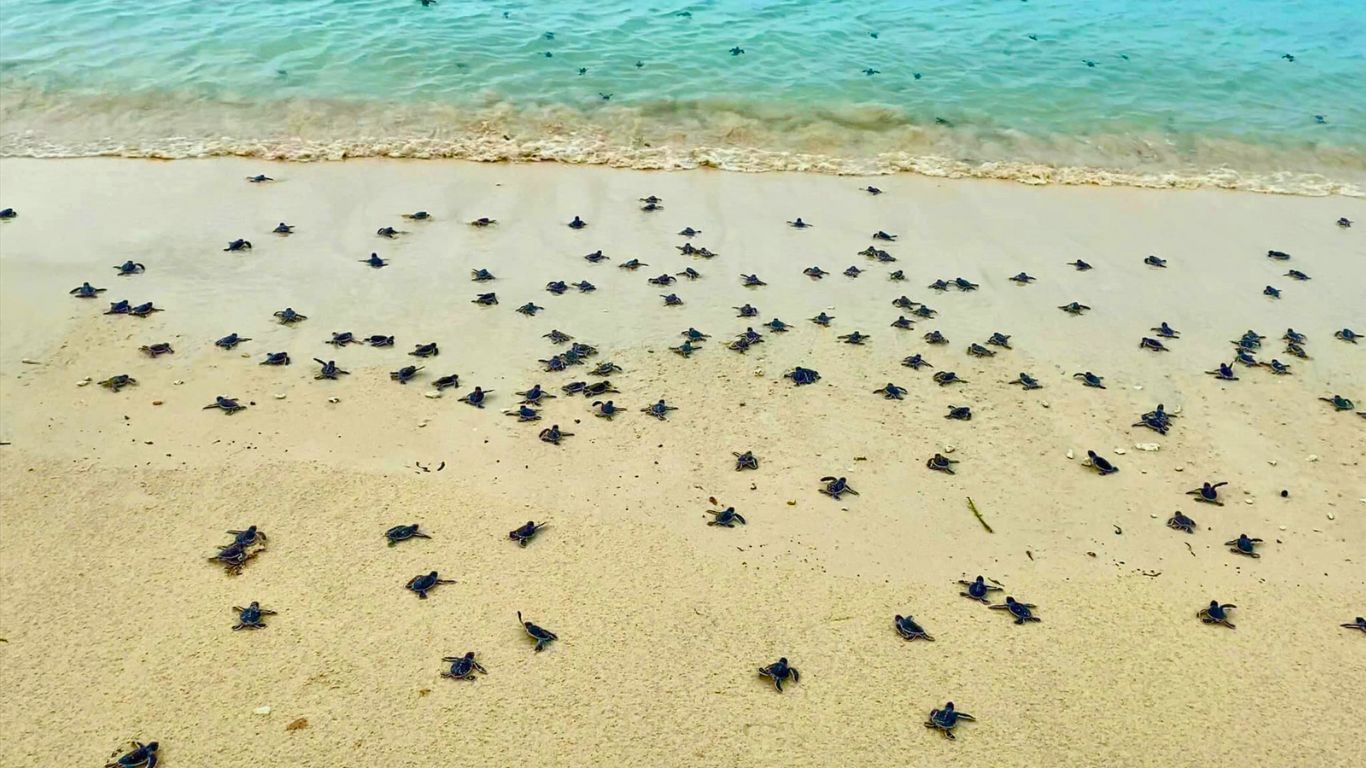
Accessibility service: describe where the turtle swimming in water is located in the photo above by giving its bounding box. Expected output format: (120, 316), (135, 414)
(232, 601), (276, 630)
(390, 365), (423, 384)
(139, 343), (174, 357)
(957, 575), (1001, 603)
(114, 261), (146, 276)
(459, 386), (492, 407)
(517, 611), (558, 651)
(641, 399), (677, 420)
(706, 506), (747, 527)
(313, 359), (350, 380)
(1008, 373), (1041, 390)
(894, 614), (934, 641)
(105, 740), (159, 768)
(441, 651), (488, 681)
(990, 596), (1040, 624)
(99, 374), (137, 392)
(1226, 533), (1263, 558)
(758, 657), (799, 692)
(926, 453), (959, 474)
(386, 524), (431, 546)
(874, 383), (908, 400)
(1058, 302), (1091, 315)
(274, 307), (307, 324)
(1073, 371), (1105, 388)
(509, 520), (548, 547)
(932, 371), (964, 386)
(785, 367), (821, 385)
(406, 571), (457, 599)
(1197, 600), (1236, 628)
(1166, 511), (1196, 533)
(1187, 481), (1228, 505)
(70, 282), (106, 298)
(203, 395), (247, 414)
(1319, 394), (1355, 411)
(818, 476), (858, 499)
(924, 702), (976, 740)
(733, 451), (759, 471)
(538, 424), (573, 445)
(1084, 450), (1118, 475)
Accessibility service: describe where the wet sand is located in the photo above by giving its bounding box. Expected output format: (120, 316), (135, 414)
(0, 158), (1364, 767)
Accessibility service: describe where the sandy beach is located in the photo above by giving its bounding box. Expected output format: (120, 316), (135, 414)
(1, 158), (1364, 767)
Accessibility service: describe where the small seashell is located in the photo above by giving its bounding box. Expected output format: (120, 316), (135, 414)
(1174, 465), (1184, 471)
(254, 705), (272, 715)
(1066, 449), (1074, 460)
(173, 380), (184, 385)
(76, 378), (91, 387)
(1133, 385), (1143, 391)
(21, 358), (41, 365)
(152, 400), (163, 406)
(1150, 513), (1158, 518)
(1279, 525), (1287, 531)
(1306, 454), (1319, 462)
(943, 444), (956, 454)
(424, 391), (442, 399)
(1134, 443), (1160, 452)
(1267, 459), (1277, 466)
(273, 393), (286, 400)
(1244, 499), (1254, 505)
(286, 718), (308, 731)
(1326, 512), (1335, 520)
(327, 397), (340, 404)
(1113, 448), (1127, 455)
(786, 500), (796, 506)
(1041, 401), (1050, 408)
(753, 368), (764, 377)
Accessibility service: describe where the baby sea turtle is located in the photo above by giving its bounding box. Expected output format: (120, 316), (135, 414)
(584, 250), (609, 264)
(728, 338), (754, 354)
(1261, 359), (1292, 375)
(114, 261), (146, 276)
(874, 383), (907, 400)
(274, 307), (307, 324)
(706, 506), (747, 527)
(924, 330), (947, 345)
(591, 400), (620, 419)
(966, 343), (994, 358)
(890, 316), (914, 330)
(981, 333), (1011, 349)
(1197, 600), (1236, 628)
(927, 453), (959, 474)
(1319, 394), (1355, 411)
(232, 601), (276, 630)
(546, 280), (569, 295)
(620, 259), (648, 271)
(313, 359), (349, 380)
(471, 268), (495, 282)
(246, 174), (273, 183)
(911, 305), (938, 319)
(1339, 617), (1366, 632)
(573, 280), (596, 293)
(376, 227), (404, 239)
(844, 266), (863, 278)
(928, 279), (951, 292)
(1227, 534), (1262, 557)
(642, 399), (677, 420)
(210, 540), (258, 573)
(733, 451), (759, 471)
(1074, 371), (1105, 388)
(509, 520), (548, 547)
(871, 230), (897, 241)
(990, 596), (1040, 624)
(954, 277), (979, 291)
(459, 386), (492, 407)
(902, 354), (933, 370)
(390, 365), (423, 384)
(758, 657), (799, 692)
(672, 340), (702, 357)
(589, 362), (621, 377)
(932, 371), (963, 386)
(945, 405), (972, 421)
(741, 273), (767, 287)
(803, 266), (829, 279)
(432, 374), (460, 391)
(105, 740), (159, 768)
(764, 318), (791, 333)
(1151, 322), (1180, 338)
(568, 215), (587, 229)
(1283, 328), (1307, 344)
(1008, 373), (1041, 390)
(539, 424), (573, 445)
(1206, 363), (1239, 381)
(958, 575), (1001, 603)
(224, 239), (253, 252)
(99, 374), (137, 392)
(1009, 272), (1035, 284)
(0, 208), (14, 220)
(1286, 269), (1310, 281)
(678, 227), (701, 237)
(1263, 285), (1281, 299)
(1059, 302), (1091, 315)
(273, 222), (294, 234)
(402, 211), (432, 221)
(1138, 337), (1169, 352)
(260, 351), (290, 366)
(327, 331), (360, 346)
(516, 302), (544, 316)
(785, 367), (821, 385)
(1068, 259), (1093, 271)
(661, 293), (683, 306)
(839, 331), (870, 345)
(1167, 511), (1196, 533)
(1187, 481), (1228, 505)
(810, 312), (834, 327)
(203, 395), (246, 414)
(468, 217), (497, 227)
(386, 524), (431, 546)
(1133, 411), (1169, 435)
(862, 186), (883, 195)
(1335, 328), (1360, 343)
(582, 381), (618, 397)
(676, 267), (701, 280)
(410, 342), (439, 358)
(1085, 450), (1118, 475)
(1144, 255), (1167, 268)
(819, 476), (858, 499)
(472, 292), (498, 306)
(787, 218), (813, 229)
(70, 282), (106, 298)
(1284, 342), (1309, 359)
(735, 304), (759, 318)
(924, 702), (975, 740)
(406, 571), (456, 599)
(543, 330), (573, 345)
(517, 611), (558, 651)
(517, 384), (555, 405)
(139, 343), (174, 357)
(895, 614), (934, 641)
(641, 201), (663, 212)
(441, 651), (487, 680)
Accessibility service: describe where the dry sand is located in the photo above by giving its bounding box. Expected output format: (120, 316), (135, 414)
(1, 158), (1364, 767)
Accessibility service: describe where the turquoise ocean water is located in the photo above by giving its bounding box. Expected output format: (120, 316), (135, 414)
(1, 0), (1363, 192)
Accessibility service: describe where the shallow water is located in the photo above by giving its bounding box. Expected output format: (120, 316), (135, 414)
(1, 0), (1364, 192)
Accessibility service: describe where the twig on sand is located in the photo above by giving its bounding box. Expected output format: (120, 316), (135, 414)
(966, 496), (993, 533)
